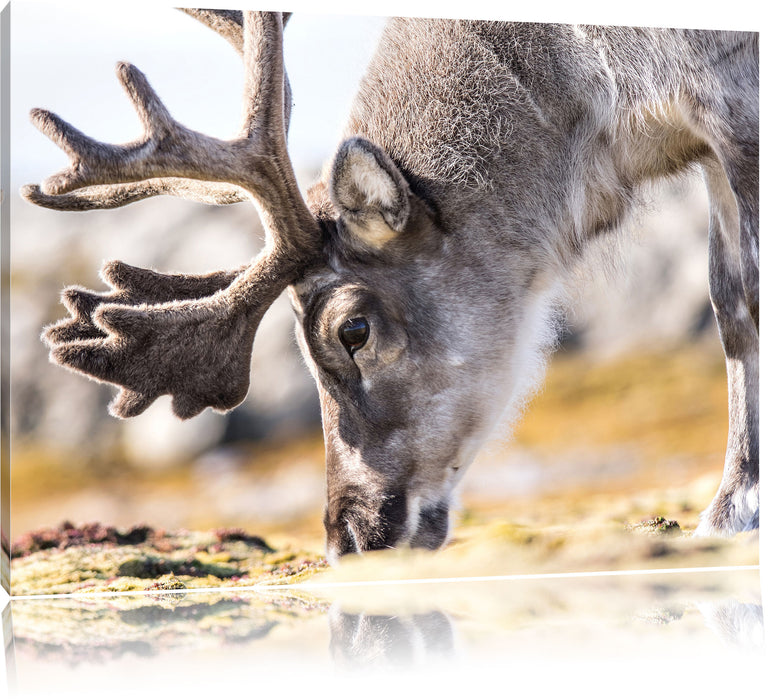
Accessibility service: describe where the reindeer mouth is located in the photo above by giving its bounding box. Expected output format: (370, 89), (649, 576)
(325, 492), (450, 562)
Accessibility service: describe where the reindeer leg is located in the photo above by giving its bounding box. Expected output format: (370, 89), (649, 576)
(696, 159), (759, 536)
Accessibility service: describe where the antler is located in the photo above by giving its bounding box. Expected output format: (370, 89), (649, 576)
(21, 9), (292, 212)
(25, 11), (322, 419)
(43, 261), (247, 345)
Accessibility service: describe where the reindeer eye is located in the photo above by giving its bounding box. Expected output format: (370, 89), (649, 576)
(339, 317), (370, 355)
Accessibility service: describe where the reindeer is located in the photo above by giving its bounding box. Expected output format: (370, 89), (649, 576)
(22, 11), (758, 561)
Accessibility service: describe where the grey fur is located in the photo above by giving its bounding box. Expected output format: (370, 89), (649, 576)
(24, 13), (758, 559)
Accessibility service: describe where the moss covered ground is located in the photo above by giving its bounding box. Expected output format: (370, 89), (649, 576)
(11, 342), (756, 597)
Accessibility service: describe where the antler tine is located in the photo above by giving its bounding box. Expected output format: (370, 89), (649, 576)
(178, 9), (245, 54)
(236, 12), (317, 253)
(178, 10), (292, 54)
(27, 60), (231, 197)
(20, 180), (246, 211)
(241, 12), (285, 140)
(177, 9), (294, 138)
(42, 261), (246, 346)
(22, 7), (248, 212)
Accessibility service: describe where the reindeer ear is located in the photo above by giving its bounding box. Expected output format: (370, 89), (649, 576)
(329, 137), (412, 248)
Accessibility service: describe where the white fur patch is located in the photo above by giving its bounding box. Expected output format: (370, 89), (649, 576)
(346, 521), (362, 554)
(349, 150), (399, 209)
(405, 495), (422, 541)
(695, 482), (759, 537)
(446, 353), (466, 367)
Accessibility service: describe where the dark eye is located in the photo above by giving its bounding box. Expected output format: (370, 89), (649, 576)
(339, 317), (370, 355)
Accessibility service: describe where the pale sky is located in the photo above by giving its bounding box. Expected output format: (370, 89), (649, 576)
(9, 0), (763, 189)
(10, 2), (386, 187)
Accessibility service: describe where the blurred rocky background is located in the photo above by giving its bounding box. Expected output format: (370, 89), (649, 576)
(9, 170), (725, 538)
(11, 188), (321, 466)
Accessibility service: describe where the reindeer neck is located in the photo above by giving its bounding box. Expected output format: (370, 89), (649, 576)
(342, 20), (711, 266)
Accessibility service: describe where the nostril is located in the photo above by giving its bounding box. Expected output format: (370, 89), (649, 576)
(409, 502), (449, 550)
(325, 514), (361, 562)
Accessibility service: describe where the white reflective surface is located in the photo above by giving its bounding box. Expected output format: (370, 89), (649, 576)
(3, 568), (765, 698)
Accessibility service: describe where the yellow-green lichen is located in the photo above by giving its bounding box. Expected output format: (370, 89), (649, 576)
(11, 524), (328, 596)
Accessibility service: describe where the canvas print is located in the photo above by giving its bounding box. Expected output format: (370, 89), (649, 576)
(3, 2), (759, 605)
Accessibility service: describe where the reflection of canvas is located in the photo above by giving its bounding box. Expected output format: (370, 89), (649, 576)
(4, 570), (765, 694)
(5, 5), (759, 598)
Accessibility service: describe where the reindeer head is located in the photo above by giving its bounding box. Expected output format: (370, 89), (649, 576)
(23, 11), (538, 561)
(288, 136), (543, 560)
